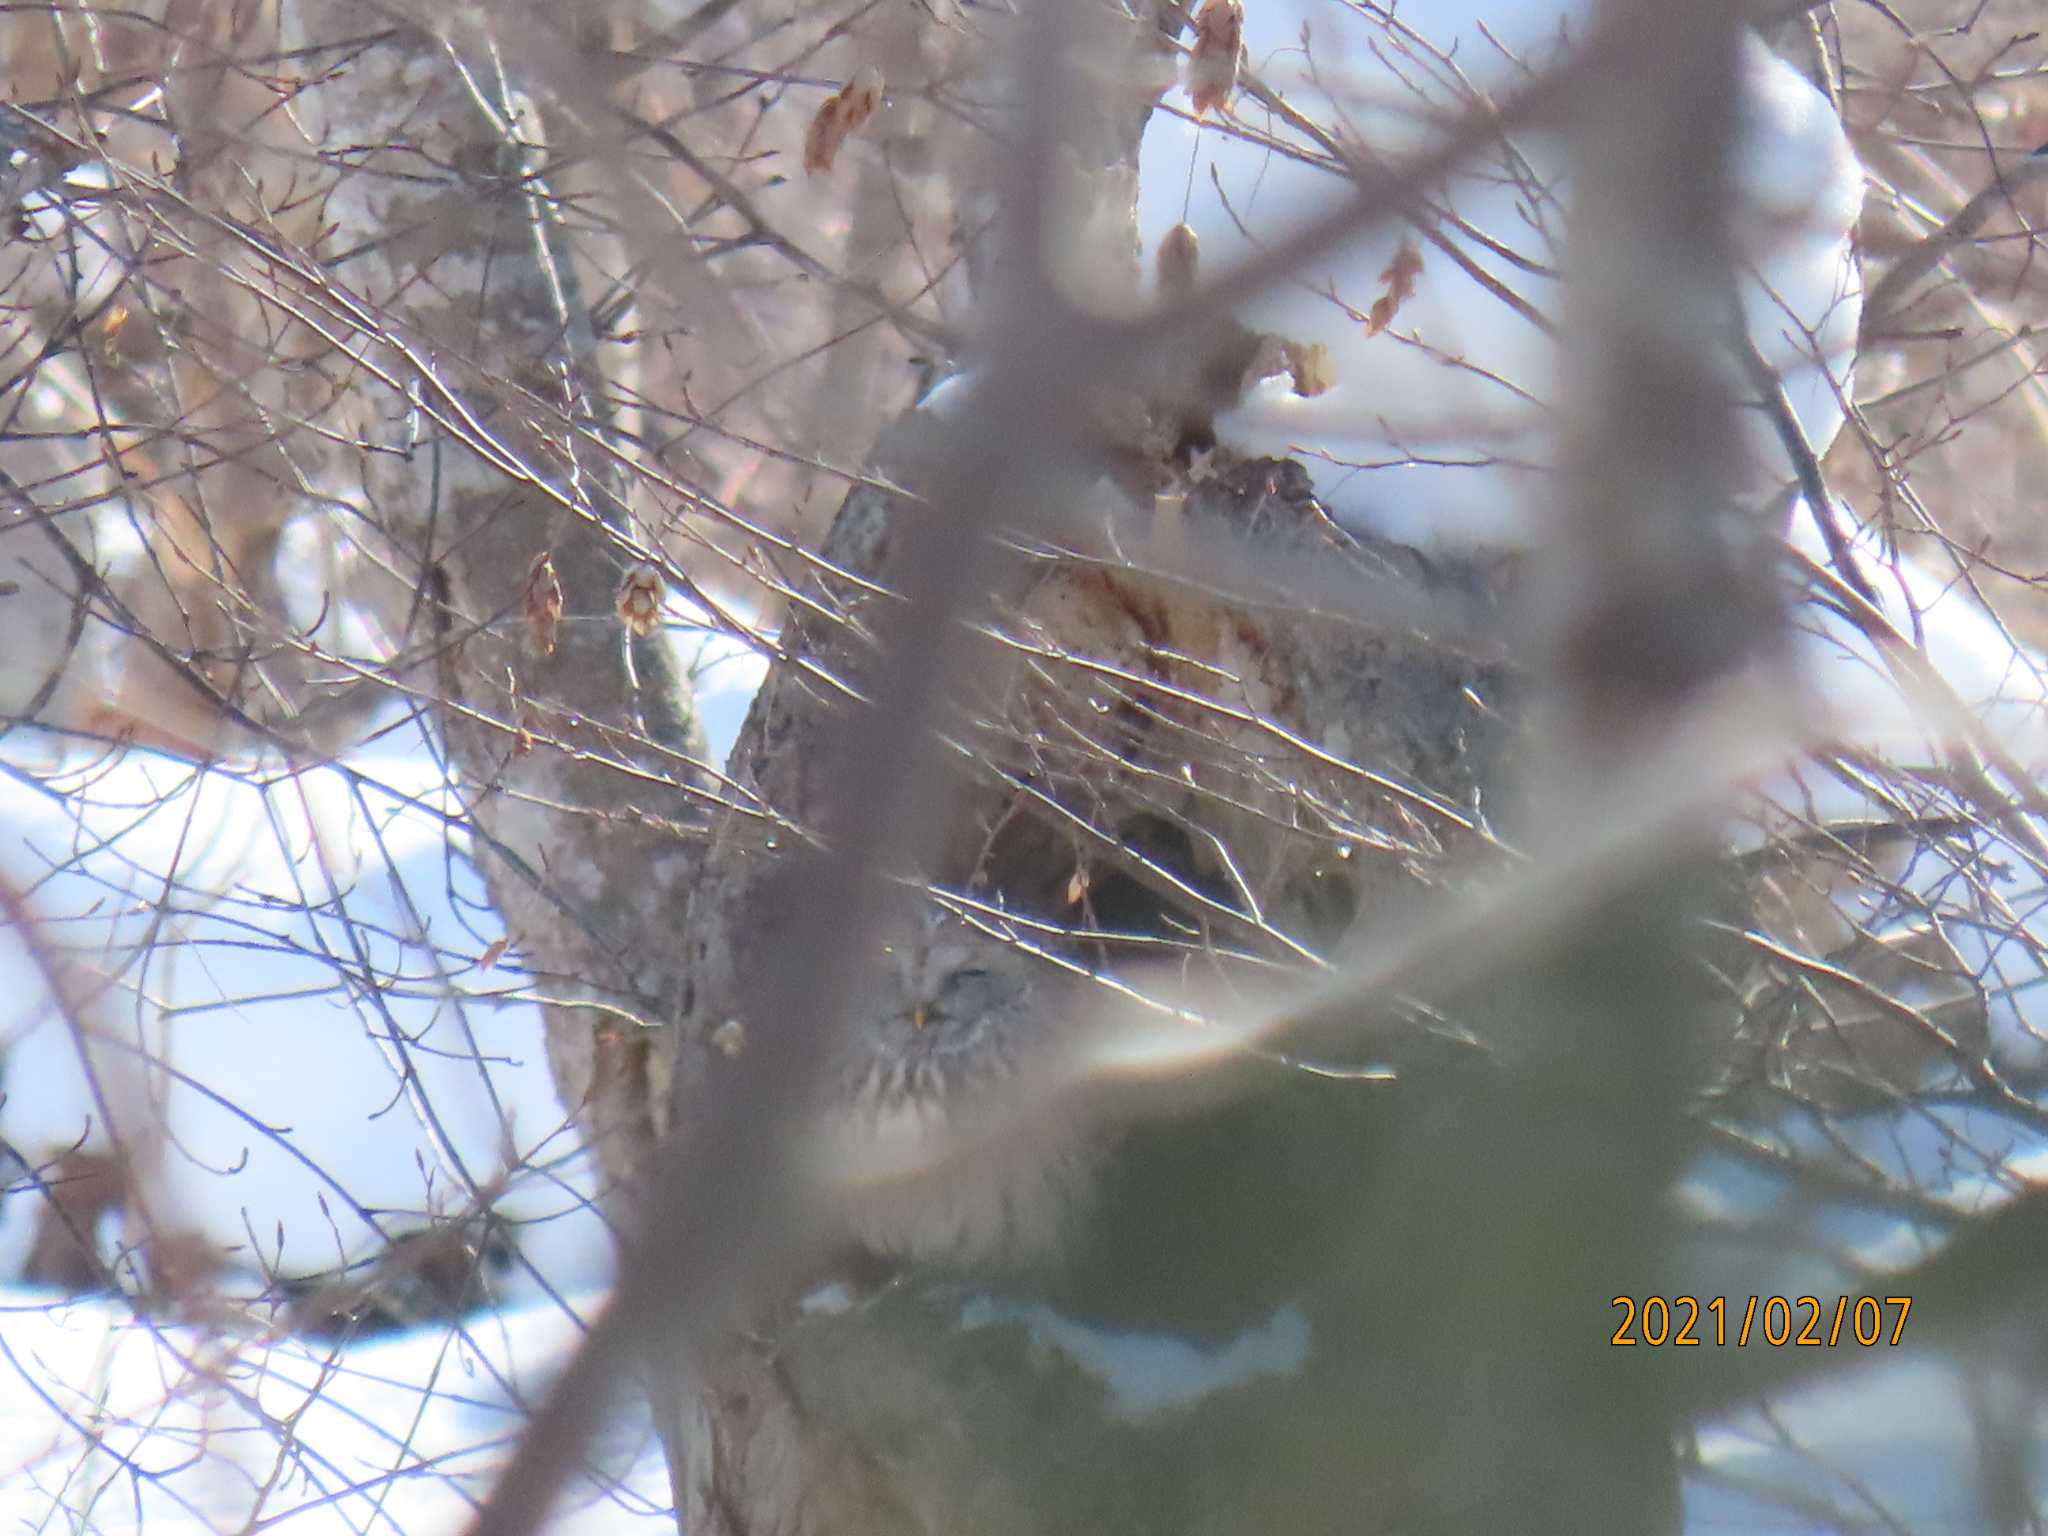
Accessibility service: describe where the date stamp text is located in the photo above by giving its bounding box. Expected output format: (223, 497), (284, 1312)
(1611, 1295), (1912, 1347)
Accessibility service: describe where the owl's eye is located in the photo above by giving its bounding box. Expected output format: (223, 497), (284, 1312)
(910, 966), (995, 1028)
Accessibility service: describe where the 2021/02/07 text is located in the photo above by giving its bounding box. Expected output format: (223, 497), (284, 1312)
(1611, 1295), (1911, 1347)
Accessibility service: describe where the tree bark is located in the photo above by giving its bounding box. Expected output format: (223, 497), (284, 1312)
(286, 9), (710, 1198)
(664, 409), (1528, 1529)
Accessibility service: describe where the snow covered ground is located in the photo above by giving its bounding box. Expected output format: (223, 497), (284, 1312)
(0, 628), (766, 1294)
(0, 731), (606, 1300)
(0, 626), (765, 1534)
(0, 1287), (676, 1535)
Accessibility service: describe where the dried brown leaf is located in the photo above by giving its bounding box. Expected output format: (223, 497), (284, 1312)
(1188, 0), (1243, 117)
(804, 64), (886, 176)
(1365, 237), (1423, 337)
(479, 936), (510, 971)
(524, 553), (563, 657)
(615, 561), (664, 638)
(803, 101), (843, 177)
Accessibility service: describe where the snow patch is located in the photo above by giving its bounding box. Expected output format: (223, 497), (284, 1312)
(1137, 1), (1863, 547)
(959, 1294), (1312, 1420)
(0, 730), (612, 1300)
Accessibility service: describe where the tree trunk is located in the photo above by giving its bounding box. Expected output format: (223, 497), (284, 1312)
(285, 8), (709, 1200)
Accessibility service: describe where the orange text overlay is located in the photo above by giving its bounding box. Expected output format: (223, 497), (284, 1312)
(1611, 1295), (1912, 1348)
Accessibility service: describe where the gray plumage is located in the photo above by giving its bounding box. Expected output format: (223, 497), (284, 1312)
(821, 916), (1100, 1270)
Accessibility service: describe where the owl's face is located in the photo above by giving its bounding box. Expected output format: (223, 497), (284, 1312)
(818, 918), (1098, 1269)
